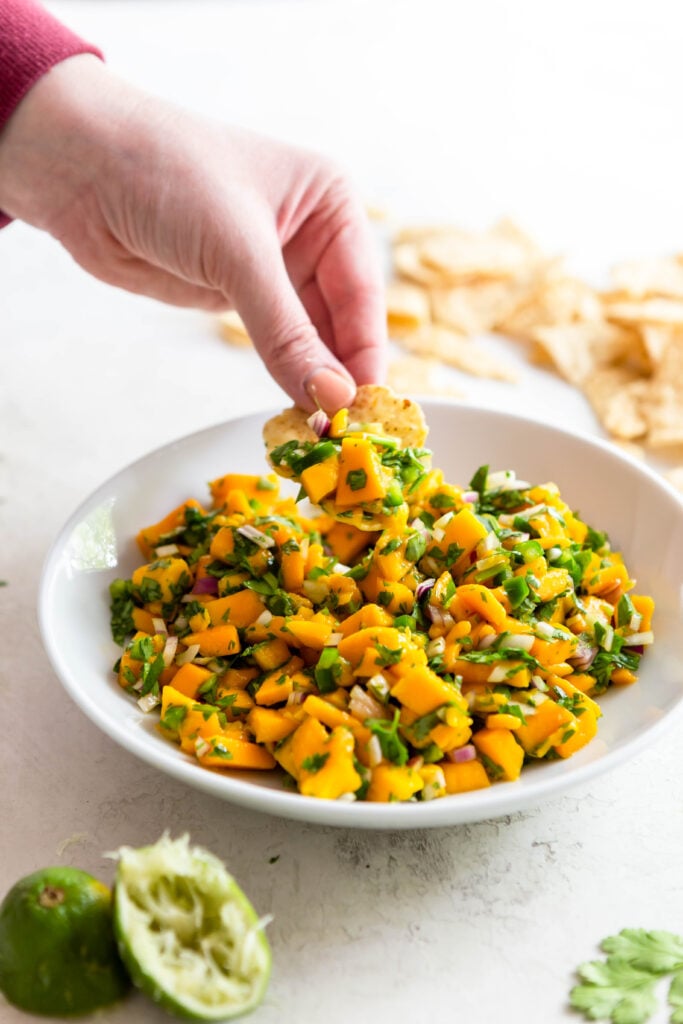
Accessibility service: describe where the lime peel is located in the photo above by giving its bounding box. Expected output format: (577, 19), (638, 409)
(112, 833), (271, 1021)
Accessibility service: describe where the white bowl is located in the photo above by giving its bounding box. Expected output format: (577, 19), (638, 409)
(38, 402), (683, 829)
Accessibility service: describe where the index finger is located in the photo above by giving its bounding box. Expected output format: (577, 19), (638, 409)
(315, 192), (388, 386)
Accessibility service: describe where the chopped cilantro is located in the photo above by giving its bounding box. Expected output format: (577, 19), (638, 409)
(346, 469), (368, 492)
(301, 752), (330, 773)
(365, 708), (408, 766)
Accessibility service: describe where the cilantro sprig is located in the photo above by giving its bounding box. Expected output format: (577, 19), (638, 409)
(570, 929), (683, 1023)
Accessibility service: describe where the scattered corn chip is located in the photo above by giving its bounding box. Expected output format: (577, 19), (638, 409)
(530, 322), (638, 386)
(611, 257), (683, 299)
(583, 368), (649, 441)
(387, 355), (464, 398)
(218, 310), (252, 346)
(386, 281), (431, 336)
(402, 324), (517, 382)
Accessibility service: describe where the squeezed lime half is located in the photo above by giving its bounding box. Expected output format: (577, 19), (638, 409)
(113, 834), (271, 1021)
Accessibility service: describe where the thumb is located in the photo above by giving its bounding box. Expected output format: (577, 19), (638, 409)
(232, 241), (356, 413)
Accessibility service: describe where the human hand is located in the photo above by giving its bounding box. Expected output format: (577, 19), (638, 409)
(0, 56), (386, 411)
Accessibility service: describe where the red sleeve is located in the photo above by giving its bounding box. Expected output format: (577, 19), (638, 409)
(0, 0), (103, 227)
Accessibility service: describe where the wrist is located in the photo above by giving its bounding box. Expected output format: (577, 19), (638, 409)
(0, 55), (123, 232)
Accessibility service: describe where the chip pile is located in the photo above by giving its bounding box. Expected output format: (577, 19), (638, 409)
(387, 221), (683, 459)
(217, 218), (683, 492)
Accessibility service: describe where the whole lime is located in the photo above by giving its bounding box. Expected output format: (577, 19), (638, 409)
(0, 866), (129, 1016)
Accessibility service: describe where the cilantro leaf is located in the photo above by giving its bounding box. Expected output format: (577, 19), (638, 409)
(570, 930), (683, 1024)
(601, 930), (683, 975)
(571, 960), (658, 1023)
(365, 708), (408, 766)
(301, 752), (329, 773)
(669, 970), (683, 1023)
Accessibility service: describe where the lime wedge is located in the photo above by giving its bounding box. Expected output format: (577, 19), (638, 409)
(112, 834), (271, 1021)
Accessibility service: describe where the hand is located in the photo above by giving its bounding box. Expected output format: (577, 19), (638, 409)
(0, 56), (387, 411)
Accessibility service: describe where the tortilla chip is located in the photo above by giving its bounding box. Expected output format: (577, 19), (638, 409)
(388, 355), (464, 398)
(639, 324), (674, 369)
(418, 230), (530, 283)
(430, 278), (531, 336)
(394, 224), (472, 245)
(217, 310), (252, 346)
(262, 407), (318, 454)
(644, 385), (683, 448)
(612, 440), (646, 462)
(611, 257), (683, 299)
(530, 321), (640, 386)
(345, 384), (428, 447)
(394, 242), (452, 288)
(499, 270), (602, 341)
(386, 281), (431, 337)
(583, 367), (649, 440)
(603, 297), (683, 327)
(262, 384), (428, 457)
(401, 324), (518, 381)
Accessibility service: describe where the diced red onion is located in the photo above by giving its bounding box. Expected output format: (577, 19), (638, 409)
(427, 636), (446, 658)
(433, 511), (455, 531)
(416, 578), (436, 602)
(324, 632), (344, 647)
(137, 693), (160, 714)
(236, 524), (275, 549)
(287, 691), (306, 706)
(535, 621), (556, 639)
(337, 792), (357, 802)
(255, 609), (273, 627)
(477, 532), (500, 557)
(570, 640), (597, 670)
(349, 685), (384, 720)
(478, 633), (498, 650)
(432, 527), (445, 542)
(448, 744), (476, 764)
(427, 604), (445, 626)
(461, 490), (478, 504)
(410, 517), (431, 539)
(195, 737), (210, 757)
(162, 635), (178, 667)
(176, 643), (201, 666)
(407, 754), (424, 770)
(366, 735), (383, 767)
(488, 664), (510, 683)
(332, 562), (350, 574)
(154, 543), (180, 558)
(306, 409), (331, 437)
(151, 616), (167, 635)
(192, 575), (219, 596)
(505, 633), (535, 652)
(367, 673), (390, 701)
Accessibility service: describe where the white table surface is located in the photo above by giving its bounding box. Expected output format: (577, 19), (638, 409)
(2, 2), (683, 1021)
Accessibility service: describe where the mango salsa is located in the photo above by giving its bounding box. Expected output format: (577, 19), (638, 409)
(109, 397), (653, 804)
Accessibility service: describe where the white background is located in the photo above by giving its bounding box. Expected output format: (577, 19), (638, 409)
(1, 2), (683, 1021)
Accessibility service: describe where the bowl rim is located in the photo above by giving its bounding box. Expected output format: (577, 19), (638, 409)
(38, 398), (683, 829)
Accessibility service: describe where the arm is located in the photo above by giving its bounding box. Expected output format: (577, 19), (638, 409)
(0, 6), (386, 410)
(0, 0), (102, 227)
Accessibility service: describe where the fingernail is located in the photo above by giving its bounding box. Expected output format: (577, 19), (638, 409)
(304, 367), (356, 413)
